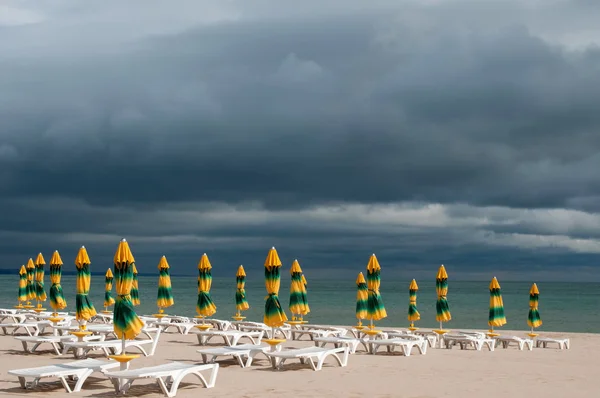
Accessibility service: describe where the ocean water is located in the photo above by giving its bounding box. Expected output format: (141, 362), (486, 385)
(3, 275), (599, 333)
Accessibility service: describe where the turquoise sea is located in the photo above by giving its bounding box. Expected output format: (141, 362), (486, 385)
(3, 275), (598, 333)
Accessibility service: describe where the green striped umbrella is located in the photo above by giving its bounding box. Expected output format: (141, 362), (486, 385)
(157, 256), (174, 314)
(34, 253), (47, 308)
(17, 265), (27, 307)
(435, 264), (451, 330)
(488, 277), (506, 334)
(234, 265), (249, 319)
(355, 272), (368, 328)
(527, 283), (542, 336)
(113, 239), (144, 345)
(408, 279), (421, 329)
(49, 251), (67, 312)
(196, 253), (217, 320)
(366, 254), (387, 329)
(75, 246), (97, 327)
(104, 268), (115, 310)
(264, 247), (287, 328)
(131, 264), (140, 306)
(25, 258), (35, 306)
(289, 259), (310, 321)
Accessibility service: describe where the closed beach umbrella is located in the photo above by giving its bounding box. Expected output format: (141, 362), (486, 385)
(49, 251), (67, 312)
(264, 247), (288, 328)
(408, 279), (421, 329)
(157, 256), (174, 312)
(488, 276), (507, 333)
(104, 268), (115, 310)
(35, 253), (47, 305)
(196, 253), (217, 319)
(18, 265), (27, 306)
(435, 264), (451, 329)
(355, 272), (368, 327)
(366, 254), (387, 328)
(289, 259), (310, 321)
(26, 258), (36, 303)
(113, 239), (144, 340)
(235, 265), (249, 317)
(75, 246), (97, 325)
(131, 264), (140, 306)
(527, 283), (542, 334)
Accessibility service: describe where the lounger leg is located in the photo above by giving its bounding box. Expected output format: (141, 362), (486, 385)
(234, 354), (245, 368)
(72, 369), (93, 392)
(17, 376), (26, 389)
(58, 376), (73, 393)
(20, 341), (30, 353)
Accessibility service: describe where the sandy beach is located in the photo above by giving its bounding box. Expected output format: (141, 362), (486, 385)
(0, 327), (596, 398)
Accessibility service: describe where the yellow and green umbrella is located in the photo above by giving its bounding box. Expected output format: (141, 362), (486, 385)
(264, 247), (287, 327)
(408, 279), (421, 329)
(235, 265), (249, 317)
(355, 272), (368, 327)
(26, 258), (36, 304)
(17, 265), (27, 306)
(35, 253), (47, 305)
(75, 246), (97, 325)
(366, 253), (387, 328)
(488, 276), (506, 333)
(527, 283), (542, 333)
(157, 256), (174, 312)
(435, 264), (451, 329)
(113, 239), (144, 340)
(131, 264), (140, 306)
(289, 259), (310, 321)
(196, 253), (217, 319)
(49, 251), (67, 311)
(104, 268), (115, 310)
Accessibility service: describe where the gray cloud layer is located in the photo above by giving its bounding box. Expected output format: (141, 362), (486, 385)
(1, 1), (600, 280)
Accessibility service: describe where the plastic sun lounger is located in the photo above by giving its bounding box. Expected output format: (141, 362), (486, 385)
(232, 321), (292, 339)
(197, 318), (232, 331)
(444, 334), (495, 351)
(0, 321), (51, 336)
(535, 337), (570, 350)
(8, 358), (120, 393)
(193, 329), (265, 346)
(104, 362), (219, 397)
(197, 343), (276, 367)
(494, 336), (534, 351)
(62, 328), (161, 358)
(16, 334), (105, 355)
(265, 346), (349, 371)
(313, 336), (362, 354)
(389, 330), (437, 348)
(368, 337), (428, 356)
(290, 328), (346, 341)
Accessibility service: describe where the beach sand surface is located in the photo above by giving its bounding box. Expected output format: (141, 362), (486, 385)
(0, 327), (596, 398)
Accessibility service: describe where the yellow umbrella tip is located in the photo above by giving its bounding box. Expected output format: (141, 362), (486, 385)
(264, 247), (282, 268)
(489, 277), (501, 290)
(75, 246), (91, 266)
(436, 264), (448, 279)
(27, 258), (35, 268)
(530, 283), (540, 295)
(409, 279), (419, 290)
(356, 272), (366, 284)
(19, 265), (26, 274)
(50, 250), (63, 265)
(236, 265), (246, 277)
(366, 253), (381, 272)
(158, 256), (170, 269)
(105, 268), (114, 277)
(290, 259), (303, 273)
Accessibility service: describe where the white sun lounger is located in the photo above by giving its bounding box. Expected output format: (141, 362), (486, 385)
(368, 337), (428, 356)
(197, 343), (275, 367)
(104, 362), (219, 397)
(1, 320), (51, 336)
(389, 330), (437, 348)
(313, 336), (362, 354)
(290, 326), (347, 341)
(494, 336), (533, 351)
(16, 334), (105, 355)
(62, 328), (161, 358)
(8, 358), (120, 393)
(197, 318), (232, 331)
(192, 329), (264, 346)
(444, 334), (495, 351)
(232, 321), (292, 339)
(535, 337), (570, 349)
(265, 346), (349, 371)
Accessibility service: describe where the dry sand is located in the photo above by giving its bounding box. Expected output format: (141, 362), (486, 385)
(0, 326), (596, 398)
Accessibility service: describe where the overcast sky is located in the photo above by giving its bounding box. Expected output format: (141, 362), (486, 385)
(1, 0), (600, 281)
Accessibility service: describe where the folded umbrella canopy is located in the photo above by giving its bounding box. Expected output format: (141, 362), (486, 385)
(355, 272), (368, 328)
(264, 247), (287, 328)
(408, 279), (421, 329)
(528, 283), (542, 335)
(113, 239), (143, 341)
(366, 254), (387, 329)
(131, 264), (140, 306)
(17, 265), (27, 307)
(49, 251), (67, 312)
(196, 253), (217, 319)
(157, 255), (175, 312)
(289, 259), (310, 321)
(75, 246), (97, 325)
(234, 265), (249, 318)
(35, 253), (47, 306)
(104, 268), (115, 310)
(26, 258), (36, 304)
(435, 264), (451, 330)
(488, 276), (507, 334)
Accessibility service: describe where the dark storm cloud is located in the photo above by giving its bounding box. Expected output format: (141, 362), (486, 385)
(1, 1), (600, 278)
